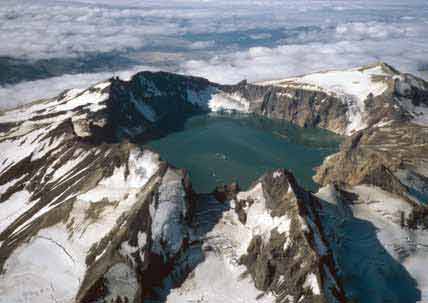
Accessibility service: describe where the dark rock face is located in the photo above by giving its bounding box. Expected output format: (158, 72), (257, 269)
(221, 82), (350, 133)
(406, 205), (428, 229)
(314, 122), (428, 203)
(394, 73), (428, 106)
(107, 72), (214, 142)
(212, 182), (240, 202)
(237, 170), (347, 303)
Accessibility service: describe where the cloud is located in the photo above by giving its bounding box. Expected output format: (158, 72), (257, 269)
(0, 2), (178, 59)
(2, 0), (424, 60)
(181, 20), (428, 84)
(0, 0), (288, 60)
(1, 0), (428, 110)
(188, 41), (216, 50)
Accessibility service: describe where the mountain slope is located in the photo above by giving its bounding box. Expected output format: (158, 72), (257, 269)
(165, 170), (346, 303)
(0, 63), (428, 303)
(0, 79), (194, 302)
(317, 184), (428, 302)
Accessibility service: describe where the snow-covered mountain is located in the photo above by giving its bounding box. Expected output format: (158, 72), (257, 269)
(257, 62), (428, 135)
(0, 63), (427, 303)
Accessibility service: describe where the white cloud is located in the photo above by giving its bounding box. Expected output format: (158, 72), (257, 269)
(0, 2), (180, 59)
(181, 20), (428, 84)
(188, 41), (216, 50)
(0, 0), (427, 110)
(335, 22), (415, 40)
(0, 0), (288, 59)
(1, 0), (424, 60)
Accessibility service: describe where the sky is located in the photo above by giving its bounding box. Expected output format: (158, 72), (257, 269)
(1, 0), (428, 109)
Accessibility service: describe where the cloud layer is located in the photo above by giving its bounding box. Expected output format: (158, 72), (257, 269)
(1, 0), (427, 109)
(181, 34), (428, 84)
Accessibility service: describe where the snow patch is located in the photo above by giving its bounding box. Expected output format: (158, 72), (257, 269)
(151, 169), (188, 259)
(0, 126), (62, 172)
(78, 149), (159, 203)
(374, 119), (394, 128)
(0, 148), (160, 303)
(167, 247), (275, 303)
(119, 241), (139, 266)
(237, 183), (292, 247)
(167, 196), (275, 303)
(104, 263), (139, 303)
(1, 226), (84, 303)
(321, 184), (428, 301)
(0, 190), (32, 234)
(303, 273), (321, 295)
(208, 92), (250, 113)
(273, 170), (283, 179)
(0, 80), (109, 127)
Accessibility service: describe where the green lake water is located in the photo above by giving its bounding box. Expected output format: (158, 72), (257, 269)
(145, 114), (342, 193)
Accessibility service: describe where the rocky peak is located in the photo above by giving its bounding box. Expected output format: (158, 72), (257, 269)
(235, 169), (347, 303)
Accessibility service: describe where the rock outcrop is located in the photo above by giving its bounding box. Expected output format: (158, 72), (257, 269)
(164, 170), (346, 303)
(314, 121), (428, 199)
(236, 170), (346, 303)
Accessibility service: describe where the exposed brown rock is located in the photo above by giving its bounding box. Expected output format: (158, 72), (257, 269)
(315, 122), (428, 203)
(238, 170), (347, 303)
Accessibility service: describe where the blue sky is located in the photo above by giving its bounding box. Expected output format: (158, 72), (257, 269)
(1, 0), (427, 108)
